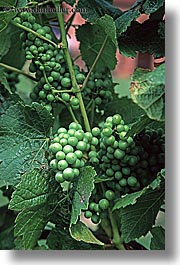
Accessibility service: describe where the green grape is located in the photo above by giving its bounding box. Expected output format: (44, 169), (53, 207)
(127, 176), (138, 187)
(105, 190), (115, 201)
(84, 211), (92, 218)
(66, 153), (77, 164)
(56, 151), (66, 160)
(63, 168), (75, 181)
(91, 214), (100, 224)
(99, 199), (109, 210)
(55, 172), (64, 183)
(58, 160), (68, 170)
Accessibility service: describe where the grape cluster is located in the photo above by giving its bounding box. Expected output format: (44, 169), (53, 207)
(133, 127), (165, 186)
(83, 115), (165, 224)
(49, 122), (99, 183)
(97, 114), (141, 194)
(84, 187), (114, 224)
(83, 68), (113, 112)
(13, 12), (84, 112)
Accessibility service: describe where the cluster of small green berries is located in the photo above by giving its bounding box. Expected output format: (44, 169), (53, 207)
(132, 127), (165, 186)
(13, 12), (84, 112)
(83, 67), (113, 112)
(49, 122), (99, 183)
(84, 188), (115, 224)
(97, 114), (141, 194)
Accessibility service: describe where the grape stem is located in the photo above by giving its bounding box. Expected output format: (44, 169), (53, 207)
(100, 183), (125, 250)
(90, 99), (95, 127)
(52, 89), (73, 94)
(81, 35), (109, 91)
(0, 62), (37, 82)
(53, 1), (91, 132)
(56, 96), (78, 123)
(108, 209), (125, 250)
(11, 20), (58, 48)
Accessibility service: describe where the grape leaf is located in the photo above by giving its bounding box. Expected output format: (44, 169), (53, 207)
(115, 9), (140, 36)
(0, 96), (53, 186)
(113, 174), (163, 211)
(158, 21), (165, 39)
(127, 115), (152, 137)
(1, 24), (25, 69)
(10, 169), (66, 249)
(0, 226), (14, 250)
(0, 0), (16, 7)
(70, 221), (104, 246)
(113, 188), (147, 211)
(47, 226), (103, 250)
(120, 179), (165, 243)
(95, 175), (113, 184)
(70, 166), (96, 225)
(98, 15), (117, 46)
(0, 67), (11, 93)
(76, 16), (117, 71)
(14, 205), (48, 249)
(9, 169), (49, 211)
(118, 20), (165, 58)
(143, 0), (165, 14)
(0, 189), (9, 207)
(77, 0), (122, 22)
(0, 12), (16, 32)
(65, 0), (75, 5)
(150, 226), (165, 250)
(16, 0), (27, 7)
(104, 96), (144, 125)
(130, 64), (165, 121)
(0, 28), (11, 59)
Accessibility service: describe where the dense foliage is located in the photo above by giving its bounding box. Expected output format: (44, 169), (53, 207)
(0, 0), (165, 250)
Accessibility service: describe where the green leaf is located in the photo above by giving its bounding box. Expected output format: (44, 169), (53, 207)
(0, 0), (16, 7)
(114, 78), (131, 98)
(0, 67), (11, 93)
(0, 96), (53, 186)
(9, 169), (49, 211)
(47, 226), (103, 250)
(104, 96), (144, 125)
(120, 179), (165, 243)
(0, 27), (11, 59)
(16, 0), (27, 7)
(113, 174), (163, 211)
(65, 0), (75, 5)
(98, 15), (118, 46)
(118, 20), (165, 58)
(115, 10), (140, 36)
(0, 226), (14, 250)
(70, 166), (96, 225)
(143, 0), (165, 14)
(1, 25), (25, 69)
(150, 226), (165, 250)
(70, 221), (104, 246)
(76, 17), (117, 71)
(0, 189), (9, 207)
(11, 171), (67, 249)
(0, 12), (16, 32)
(131, 64), (165, 121)
(77, 0), (122, 22)
(158, 21), (165, 39)
(113, 188), (147, 211)
(14, 205), (48, 249)
(95, 174), (113, 184)
(127, 115), (152, 137)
